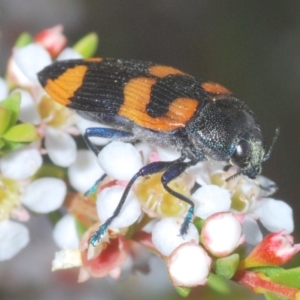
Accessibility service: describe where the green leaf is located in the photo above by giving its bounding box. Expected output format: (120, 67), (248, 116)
(3, 123), (39, 142)
(250, 266), (284, 277)
(48, 211), (63, 226)
(264, 291), (289, 300)
(73, 32), (99, 58)
(207, 273), (230, 294)
(0, 139), (5, 149)
(14, 32), (33, 48)
(194, 217), (205, 231)
(270, 267), (300, 289)
(174, 286), (191, 298)
(75, 220), (88, 238)
(0, 106), (12, 135)
(0, 141), (24, 157)
(215, 253), (240, 279)
(33, 163), (67, 180)
(0, 93), (21, 127)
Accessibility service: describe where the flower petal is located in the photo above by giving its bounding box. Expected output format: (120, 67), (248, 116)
(45, 127), (77, 167)
(68, 150), (104, 193)
(98, 141), (143, 181)
(134, 142), (152, 165)
(21, 177), (66, 213)
(56, 47), (82, 60)
(193, 185), (231, 219)
(97, 185), (141, 228)
(254, 198), (294, 233)
(152, 217), (199, 257)
(242, 215), (263, 245)
(52, 248), (82, 271)
(0, 146), (42, 180)
(155, 146), (181, 161)
(0, 220), (29, 261)
(14, 44), (52, 84)
(53, 214), (80, 249)
(0, 77), (8, 101)
(12, 89), (41, 124)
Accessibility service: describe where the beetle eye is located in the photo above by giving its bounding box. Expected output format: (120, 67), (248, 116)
(231, 140), (251, 168)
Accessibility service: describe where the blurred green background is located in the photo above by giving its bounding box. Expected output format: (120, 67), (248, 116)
(0, 1), (299, 299)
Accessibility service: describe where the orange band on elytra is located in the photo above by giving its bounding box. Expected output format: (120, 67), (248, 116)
(201, 82), (232, 95)
(44, 65), (88, 106)
(148, 65), (185, 78)
(119, 77), (198, 131)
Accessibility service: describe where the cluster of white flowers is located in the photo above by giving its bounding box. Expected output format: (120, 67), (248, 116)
(0, 26), (98, 260)
(52, 135), (294, 286)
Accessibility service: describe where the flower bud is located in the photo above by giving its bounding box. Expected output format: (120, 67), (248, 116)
(201, 212), (244, 257)
(240, 230), (300, 268)
(34, 25), (67, 57)
(168, 241), (211, 287)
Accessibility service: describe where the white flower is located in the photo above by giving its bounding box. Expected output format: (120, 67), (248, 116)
(0, 219), (29, 261)
(201, 212), (244, 257)
(0, 146), (42, 180)
(98, 141), (143, 181)
(96, 185), (141, 228)
(168, 241), (211, 287)
(9, 42), (81, 168)
(21, 177), (67, 213)
(151, 217), (199, 257)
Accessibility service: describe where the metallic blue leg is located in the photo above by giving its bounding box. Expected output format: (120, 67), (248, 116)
(84, 127), (134, 155)
(161, 161), (195, 236)
(90, 159), (177, 246)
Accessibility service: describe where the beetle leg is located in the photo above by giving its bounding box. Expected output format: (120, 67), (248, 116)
(161, 161), (195, 236)
(84, 127), (134, 156)
(90, 159), (180, 246)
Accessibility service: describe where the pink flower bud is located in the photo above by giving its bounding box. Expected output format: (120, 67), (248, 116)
(34, 25), (67, 57)
(240, 230), (300, 268)
(168, 241), (211, 287)
(201, 212), (244, 257)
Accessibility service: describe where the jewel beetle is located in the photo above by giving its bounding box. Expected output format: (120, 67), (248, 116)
(38, 58), (278, 245)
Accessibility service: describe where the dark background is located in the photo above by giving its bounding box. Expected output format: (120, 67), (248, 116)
(0, 1), (299, 299)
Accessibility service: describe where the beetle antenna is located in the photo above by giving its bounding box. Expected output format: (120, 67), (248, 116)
(225, 170), (242, 182)
(263, 128), (280, 162)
